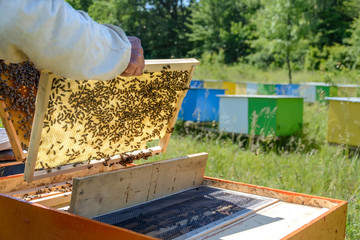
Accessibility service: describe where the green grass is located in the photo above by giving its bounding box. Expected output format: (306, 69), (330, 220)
(136, 103), (360, 239)
(193, 62), (360, 85)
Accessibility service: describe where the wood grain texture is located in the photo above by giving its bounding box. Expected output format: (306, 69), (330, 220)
(144, 58), (199, 72)
(0, 194), (156, 240)
(69, 152), (208, 218)
(0, 161), (127, 194)
(283, 201), (347, 240)
(24, 72), (53, 182)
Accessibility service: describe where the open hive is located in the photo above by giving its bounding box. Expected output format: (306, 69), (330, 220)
(0, 60), (40, 161)
(23, 59), (199, 182)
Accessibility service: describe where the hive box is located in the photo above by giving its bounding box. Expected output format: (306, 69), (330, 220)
(336, 84), (359, 97)
(203, 79), (223, 89)
(235, 82), (247, 94)
(0, 152), (347, 240)
(190, 79), (204, 88)
(178, 88), (225, 122)
(326, 97), (360, 147)
(257, 83), (277, 95)
(299, 82), (337, 103)
(246, 82), (258, 95)
(222, 81), (236, 95)
(275, 84), (300, 96)
(218, 95), (303, 136)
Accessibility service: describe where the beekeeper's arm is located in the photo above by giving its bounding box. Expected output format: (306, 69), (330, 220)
(0, 0), (144, 80)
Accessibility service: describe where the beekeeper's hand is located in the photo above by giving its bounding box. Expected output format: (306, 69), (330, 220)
(121, 36), (145, 77)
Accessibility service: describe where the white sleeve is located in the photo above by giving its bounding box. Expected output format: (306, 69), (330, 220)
(0, 0), (131, 80)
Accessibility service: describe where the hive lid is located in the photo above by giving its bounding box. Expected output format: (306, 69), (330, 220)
(23, 58), (199, 182)
(325, 97), (360, 102)
(216, 94), (303, 99)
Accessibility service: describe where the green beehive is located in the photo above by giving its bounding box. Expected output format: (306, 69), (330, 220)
(219, 95), (303, 137)
(257, 83), (277, 95)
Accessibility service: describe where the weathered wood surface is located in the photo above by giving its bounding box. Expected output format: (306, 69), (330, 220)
(0, 161), (127, 194)
(70, 152), (208, 218)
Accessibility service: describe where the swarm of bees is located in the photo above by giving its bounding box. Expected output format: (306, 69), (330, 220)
(0, 60), (40, 150)
(36, 65), (189, 169)
(20, 181), (73, 201)
(0, 60), (189, 171)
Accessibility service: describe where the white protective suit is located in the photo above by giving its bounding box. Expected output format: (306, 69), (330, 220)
(0, 0), (131, 80)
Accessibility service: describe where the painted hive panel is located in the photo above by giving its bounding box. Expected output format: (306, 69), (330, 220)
(0, 60), (39, 151)
(35, 68), (189, 169)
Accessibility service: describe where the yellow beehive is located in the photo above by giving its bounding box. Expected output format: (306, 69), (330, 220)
(235, 82), (247, 94)
(203, 79), (223, 89)
(327, 97), (360, 147)
(222, 81), (236, 95)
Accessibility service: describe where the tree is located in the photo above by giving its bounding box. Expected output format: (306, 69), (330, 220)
(187, 0), (259, 64)
(66, 0), (194, 59)
(250, 0), (311, 83)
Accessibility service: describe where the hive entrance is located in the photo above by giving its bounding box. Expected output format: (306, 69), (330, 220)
(6, 59), (199, 182)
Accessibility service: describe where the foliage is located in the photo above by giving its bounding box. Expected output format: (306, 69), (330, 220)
(249, 0), (312, 83)
(64, 0), (360, 73)
(186, 0), (259, 64)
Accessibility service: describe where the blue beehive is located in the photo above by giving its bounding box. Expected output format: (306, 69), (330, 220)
(275, 84), (300, 96)
(190, 79), (204, 88)
(178, 88), (225, 122)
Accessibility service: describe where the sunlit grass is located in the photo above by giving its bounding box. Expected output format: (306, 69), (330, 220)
(137, 103), (360, 239)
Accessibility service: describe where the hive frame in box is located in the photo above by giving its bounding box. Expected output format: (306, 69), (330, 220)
(24, 58), (199, 183)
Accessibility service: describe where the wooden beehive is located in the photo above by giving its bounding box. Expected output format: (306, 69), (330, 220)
(0, 153), (347, 240)
(326, 97), (360, 147)
(218, 95), (303, 136)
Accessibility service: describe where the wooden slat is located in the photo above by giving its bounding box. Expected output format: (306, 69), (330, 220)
(69, 152), (208, 218)
(144, 58), (199, 72)
(0, 101), (25, 161)
(24, 72), (53, 182)
(31, 146), (162, 181)
(0, 194), (156, 240)
(0, 160), (132, 194)
(30, 192), (72, 208)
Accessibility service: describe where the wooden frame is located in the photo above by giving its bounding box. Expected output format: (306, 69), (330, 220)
(24, 58), (199, 183)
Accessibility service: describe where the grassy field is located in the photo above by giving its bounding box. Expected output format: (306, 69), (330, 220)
(193, 62), (360, 85)
(137, 102), (360, 239)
